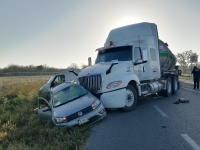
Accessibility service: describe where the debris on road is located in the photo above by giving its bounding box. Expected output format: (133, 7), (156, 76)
(179, 98), (189, 103)
(173, 100), (180, 104)
(173, 98), (189, 104)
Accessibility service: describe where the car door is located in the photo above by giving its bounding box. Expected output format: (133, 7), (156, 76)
(37, 97), (52, 120)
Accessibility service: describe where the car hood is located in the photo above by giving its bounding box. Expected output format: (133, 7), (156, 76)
(78, 62), (110, 77)
(52, 92), (98, 117)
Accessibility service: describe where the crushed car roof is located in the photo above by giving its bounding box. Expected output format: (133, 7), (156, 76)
(51, 82), (74, 94)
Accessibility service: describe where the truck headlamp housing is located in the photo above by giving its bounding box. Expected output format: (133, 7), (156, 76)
(106, 81), (122, 89)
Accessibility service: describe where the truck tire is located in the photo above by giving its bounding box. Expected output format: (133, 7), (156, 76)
(172, 76), (178, 94)
(162, 77), (172, 97)
(121, 84), (137, 112)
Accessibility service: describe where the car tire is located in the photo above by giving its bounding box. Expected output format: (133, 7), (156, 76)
(121, 84), (138, 112)
(172, 76), (178, 94)
(162, 77), (172, 97)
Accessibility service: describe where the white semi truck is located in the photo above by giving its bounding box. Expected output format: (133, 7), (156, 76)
(69, 22), (179, 111)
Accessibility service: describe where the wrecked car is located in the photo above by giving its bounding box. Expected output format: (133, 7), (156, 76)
(36, 82), (106, 127)
(39, 72), (78, 93)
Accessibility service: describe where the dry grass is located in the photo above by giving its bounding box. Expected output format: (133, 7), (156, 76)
(0, 76), (52, 86)
(1, 82), (44, 99)
(0, 82), (91, 150)
(179, 75), (193, 81)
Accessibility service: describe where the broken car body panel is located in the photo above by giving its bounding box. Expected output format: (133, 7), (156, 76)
(39, 72), (78, 93)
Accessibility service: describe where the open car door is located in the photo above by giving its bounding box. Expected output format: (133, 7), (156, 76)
(37, 97), (52, 120)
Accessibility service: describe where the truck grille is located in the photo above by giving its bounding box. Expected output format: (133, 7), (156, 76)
(78, 74), (102, 93)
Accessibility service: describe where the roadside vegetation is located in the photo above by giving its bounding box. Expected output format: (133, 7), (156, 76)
(179, 76), (193, 82)
(0, 82), (91, 150)
(179, 73), (193, 81)
(176, 50), (199, 72)
(0, 63), (88, 73)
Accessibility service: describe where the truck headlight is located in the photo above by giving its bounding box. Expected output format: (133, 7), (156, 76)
(55, 117), (67, 123)
(106, 81), (122, 89)
(92, 100), (100, 109)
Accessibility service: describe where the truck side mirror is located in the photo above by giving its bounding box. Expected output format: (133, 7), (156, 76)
(68, 68), (74, 72)
(106, 59), (118, 75)
(111, 59), (118, 65)
(142, 49), (148, 63)
(68, 67), (78, 76)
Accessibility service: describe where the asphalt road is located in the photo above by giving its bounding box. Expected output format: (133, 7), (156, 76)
(83, 79), (200, 150)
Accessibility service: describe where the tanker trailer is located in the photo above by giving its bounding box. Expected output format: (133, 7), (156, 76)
(156, 39), (179, 97)
(159, 39), (176, 71)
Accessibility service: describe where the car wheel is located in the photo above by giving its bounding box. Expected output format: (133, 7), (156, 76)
(162, 77), (172, 97)
(121, 84), (137, 112)
(172, 76), (178, 94)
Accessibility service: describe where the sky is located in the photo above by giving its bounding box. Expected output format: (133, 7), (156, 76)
(1, 0), (200, 69)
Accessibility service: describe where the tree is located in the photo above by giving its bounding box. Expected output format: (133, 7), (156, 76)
(176, 50), (197, 72)
(1, 64), (66, 73)
(70, 63), (79, 70)
(80, 63), (88, 69)
(36, 65), (44, 72)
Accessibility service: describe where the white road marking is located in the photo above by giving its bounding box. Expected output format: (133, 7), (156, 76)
(181, 134), (200, 150)
(181, 87), (200, 94)
(153, 106), (167, 117)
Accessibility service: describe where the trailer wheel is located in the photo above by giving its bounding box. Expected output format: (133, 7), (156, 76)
(121, 84), (137, 112)
(172, 76), (178, 94)
(162, 77), (172, 97)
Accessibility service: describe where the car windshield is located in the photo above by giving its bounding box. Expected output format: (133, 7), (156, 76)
(53, 84), (88, 107)
(47, 75), (55, 84)
(95, 46), (132, 64)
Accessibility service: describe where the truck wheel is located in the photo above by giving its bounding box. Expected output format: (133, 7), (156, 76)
(156, 91), (163, 96)
(121, 85), (137, 112)
(172, 76), (178, 94)
(162, 77), (172, 97)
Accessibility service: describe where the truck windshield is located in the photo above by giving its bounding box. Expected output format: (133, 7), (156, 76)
(95, 46), (132, 64)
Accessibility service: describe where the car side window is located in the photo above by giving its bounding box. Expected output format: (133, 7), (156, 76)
(53, 75), (65, 87)
(60, 75), (65, 83)
(134, 47), (142, 61)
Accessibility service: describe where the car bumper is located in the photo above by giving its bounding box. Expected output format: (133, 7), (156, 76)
(100, 88), (126, 108)
(52, 103), (106, 127)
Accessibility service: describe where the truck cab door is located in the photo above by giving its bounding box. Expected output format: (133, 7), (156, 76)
(37, 97), (52, 120)
(133, 47), (152, 81)
(133, 47), (144, 80)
